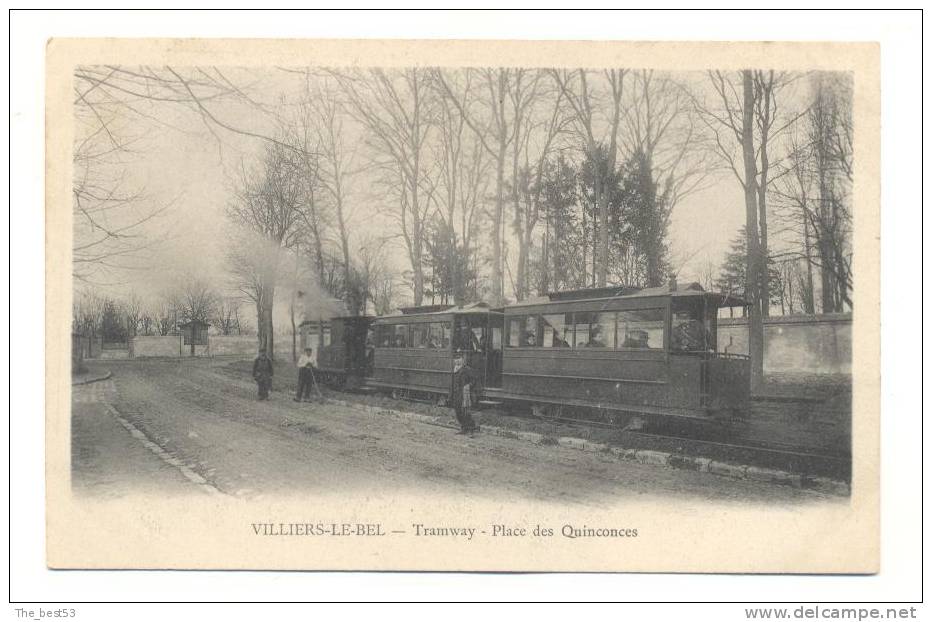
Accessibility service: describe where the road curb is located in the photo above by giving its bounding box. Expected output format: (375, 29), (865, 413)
(324, 397), (849, 497)
(103, 403), (224, 496)
(71, 370), (113, 386)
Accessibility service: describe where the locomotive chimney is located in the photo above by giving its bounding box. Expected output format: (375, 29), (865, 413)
(668, 274), (677, 292)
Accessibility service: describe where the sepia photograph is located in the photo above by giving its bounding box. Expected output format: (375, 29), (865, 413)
(44, 37), (880, 573)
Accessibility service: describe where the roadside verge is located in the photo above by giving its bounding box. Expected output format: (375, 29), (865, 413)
(326, 397), (850, 497)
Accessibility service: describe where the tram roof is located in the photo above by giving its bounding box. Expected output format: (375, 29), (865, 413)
(507, 283), (746, 309)
(376, 301), (501, 322)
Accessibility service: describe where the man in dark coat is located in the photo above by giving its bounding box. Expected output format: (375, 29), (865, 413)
(451, 357), (480, 434)
(252, 349), (274, 400)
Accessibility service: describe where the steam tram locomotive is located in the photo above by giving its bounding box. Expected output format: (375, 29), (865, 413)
(303, 282), (750, 423)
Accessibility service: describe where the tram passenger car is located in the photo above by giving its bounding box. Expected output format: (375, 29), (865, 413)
(300, 316), (375, 389)
(490, 282), (749, 422)
(368, 303), (503, 402)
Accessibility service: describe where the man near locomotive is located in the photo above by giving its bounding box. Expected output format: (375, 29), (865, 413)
(294, 346), (318, 402)
(252, 349), (274, 400)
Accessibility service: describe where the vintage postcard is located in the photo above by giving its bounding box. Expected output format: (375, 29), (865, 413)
(46, 38), (879, 572)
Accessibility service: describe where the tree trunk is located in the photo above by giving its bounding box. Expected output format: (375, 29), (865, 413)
(267, 304), (274, 359)
(255, 299), (265, 352)
(595, 172), (609, 287)
(581, 206), (588, 289)
(411, 233), (425, 307)
(290, 300), (297, 364)
(816, 114), (836, 314)
(491, 145), (505, 305)
(337, 208), (352, 310)
(515, 230), (530, 301)
(741, 71), (765, 391)
(261, 299), (275, 359)
(818, 232), (836, 313)
(802, 206), (816, 314)
(757, 131), (771, 318)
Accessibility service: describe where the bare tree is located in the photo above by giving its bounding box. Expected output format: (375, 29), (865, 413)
(123, 290), (144, 337)
(624, 71), (710, 207)
(331, 68), (435, 306)
(139, 309), (155, 336)
(739, 70), (765, 389)
(621, 70), (712, 286)
(691, 70), (767, 386)
(166, 278), (218, 324)
(213, 297), (243, 336)
(771, 72), (853, 313)
(807, 73), (853, 311)
(551, 68), (626, 288)
(294, 75), (363, 309)
(510, 74), (571, 300)
(72, 288), (106, 337)
(72, 71), (170, 283)
(72, 65), (307, 283)
(154, 298), (177, 336)
(435, 68), (535, 304)
(695, 70), (803, 314)
(773, 124), (818, 313)
(226, 141), (312, 357)
(427, 74), (493, 305)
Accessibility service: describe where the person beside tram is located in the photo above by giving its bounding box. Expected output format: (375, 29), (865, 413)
(294, 346), (318, 402)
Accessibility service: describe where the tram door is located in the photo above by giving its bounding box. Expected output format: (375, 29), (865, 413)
(453, 313), (502, 388)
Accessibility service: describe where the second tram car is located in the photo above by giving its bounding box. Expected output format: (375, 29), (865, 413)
(368, 303), (504, 402)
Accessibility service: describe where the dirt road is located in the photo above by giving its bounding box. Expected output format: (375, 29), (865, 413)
(71, 359), (833, 506)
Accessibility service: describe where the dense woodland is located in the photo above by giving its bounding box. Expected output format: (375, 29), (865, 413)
(71, 66), (853, 383)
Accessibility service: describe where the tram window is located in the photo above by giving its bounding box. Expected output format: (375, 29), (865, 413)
(617, 308), (664, 350)
(507, 316), (539, 347)
(490, 326), (502, 350)
(322, 327), (331, 347)
(523, 316), (539, 346)
(379, 325), (394, 347)
(572, 312), (614, 348)
(671, 310), (713, 352)
(426, 322), (446, 349)
(541, 313), (573, 348)
(573, 313), (590, 348)
(393, 324), (409, 348)
(472, 327), (484, 348)
(507, 318), (520, 347)
(410, 323), (429, 349)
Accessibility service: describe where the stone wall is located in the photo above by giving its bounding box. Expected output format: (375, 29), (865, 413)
(88, 334), (258, 359)
(133, 335), (183, 358)
(210, 335), (259, 357)
(718, 313), (851, 374)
